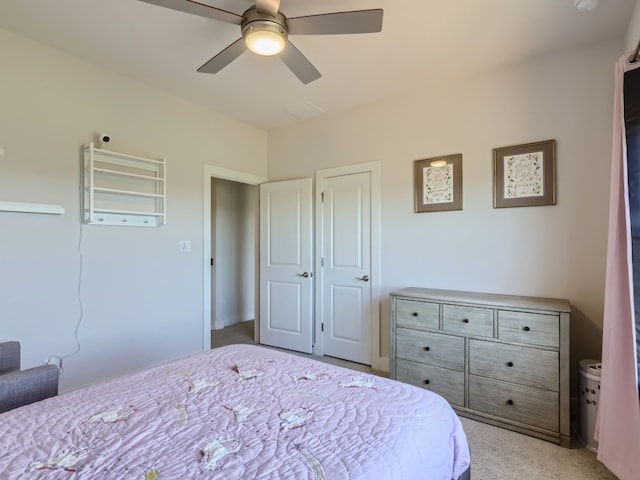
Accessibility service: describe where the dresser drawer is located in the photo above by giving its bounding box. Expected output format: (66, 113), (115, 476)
(396, 328), (465, 371)
(469, 339), (558, 391)
(390, 288), (571, 447)
(443, 304), (493, 338)
(396, 359), (465, 407)
(469, 375), (559, 431)
(498, 310), (559, 348)
(396, 299), (439, 329)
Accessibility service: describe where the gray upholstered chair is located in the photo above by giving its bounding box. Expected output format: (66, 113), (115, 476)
(0, 341), (59, 413)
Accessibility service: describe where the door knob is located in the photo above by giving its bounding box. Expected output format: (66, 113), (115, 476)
(297, 272), (311, 278)
(356, 275), (369, 282)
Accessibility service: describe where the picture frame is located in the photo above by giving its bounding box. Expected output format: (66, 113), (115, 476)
(414, 154), (462, 213)
(493, 139), (556, 208)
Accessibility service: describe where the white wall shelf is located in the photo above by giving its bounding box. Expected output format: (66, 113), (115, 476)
(0, 201), (65, 215)
(83, 143), (166, 227)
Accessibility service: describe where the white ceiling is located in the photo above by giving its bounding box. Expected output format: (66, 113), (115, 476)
(0, 0), (635, 130)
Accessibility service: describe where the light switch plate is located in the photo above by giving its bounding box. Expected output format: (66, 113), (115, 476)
(179, 240), (191, 252)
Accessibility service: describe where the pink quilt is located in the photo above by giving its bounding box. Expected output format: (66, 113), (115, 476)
(0, 344), (470, 479)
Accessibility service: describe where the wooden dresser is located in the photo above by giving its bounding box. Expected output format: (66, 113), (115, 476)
(390, 287), (571, 447)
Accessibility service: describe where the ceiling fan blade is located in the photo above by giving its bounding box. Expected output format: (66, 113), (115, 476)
(197, 37), (247, 74)
(138, 0), (243, 25)
(255, 0), (280, 17)
(280, 41), (321, 84)
(287, 9), (383, 35)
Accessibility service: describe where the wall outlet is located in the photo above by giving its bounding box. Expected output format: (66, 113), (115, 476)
(45, 356), (62, 368)
(179, 240), (191, 252)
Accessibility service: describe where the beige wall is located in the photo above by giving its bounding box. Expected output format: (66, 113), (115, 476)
(0, 19), (628, 394)
(268, 40), (622, 388)
(626, 0), (640, 50)
(0, 27), (267, 391)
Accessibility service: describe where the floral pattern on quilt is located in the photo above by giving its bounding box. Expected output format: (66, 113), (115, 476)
(28, 444), (92, 472)
(223, 402), (258, 422)
(175, 403), (187, 429)
(188, 377), (220, 394)
(87, 404), (136, 423)
(232, 363), (264, 380)
(199, 436), (242, 471)
(291, 370), (331, 382)
(340, 375), (376, 389)
(144, 469), (159, 480)
(296, 444), (326, 480)
(279, 407), (314, 431)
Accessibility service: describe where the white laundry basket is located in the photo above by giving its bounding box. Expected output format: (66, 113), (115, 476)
(578, 359), (602, 452)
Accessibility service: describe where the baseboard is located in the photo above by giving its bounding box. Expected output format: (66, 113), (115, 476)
(213, 320), (224, 330)
(216, 312), (254, 330)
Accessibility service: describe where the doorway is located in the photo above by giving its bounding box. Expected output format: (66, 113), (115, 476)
(202, 165), (267, 351)
(211, 178), (258, 340)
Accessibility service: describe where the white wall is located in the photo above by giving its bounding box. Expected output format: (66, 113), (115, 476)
(0, 28), (267, 391)
(0, 21), (626, 393)
(214, 179), (257, 329)
(626, 0), (640, 50)
(268, 40), (622, 386)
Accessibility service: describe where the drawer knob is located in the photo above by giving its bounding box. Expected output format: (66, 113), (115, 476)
(506, 399), (514, 406)
(424, 379), (430, 385)
(506, 361), (514, 367)
(523, 326), (530, 332)
(411, 312), (419, 317)
(424, 346), (431, 351)
(462, 318), (469, 324)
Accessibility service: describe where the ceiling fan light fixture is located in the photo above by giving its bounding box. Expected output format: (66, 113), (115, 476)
(243, 22), (286, 56)
(141, 1), (383, 83)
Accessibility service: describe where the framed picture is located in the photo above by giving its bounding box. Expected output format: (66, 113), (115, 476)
(414, 154), (462, 213)
(493, 140), (556, 208)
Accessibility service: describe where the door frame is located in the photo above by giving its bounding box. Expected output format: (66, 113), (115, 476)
(314, 161), (383, 370)
(203, 164), (267, 350)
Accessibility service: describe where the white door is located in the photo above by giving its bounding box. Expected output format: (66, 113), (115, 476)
(259, 178), (313, 353)
(319, 172), (372, 364)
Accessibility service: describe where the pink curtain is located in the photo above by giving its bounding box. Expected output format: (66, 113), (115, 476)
(596, 54), (640, 480)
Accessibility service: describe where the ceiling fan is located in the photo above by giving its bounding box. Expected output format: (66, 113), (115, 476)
(139, 0), (383, 84)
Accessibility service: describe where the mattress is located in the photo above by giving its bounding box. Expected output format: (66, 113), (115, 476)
(0, 344), (470, 479)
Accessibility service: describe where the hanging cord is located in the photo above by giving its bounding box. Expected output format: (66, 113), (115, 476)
(46, 164), (85, 375)
(58, 166), (87, 373)
(58, 217), (85, 374)
(630, 39), (640, 64)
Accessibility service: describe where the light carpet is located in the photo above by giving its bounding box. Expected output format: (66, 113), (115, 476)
(461, 417), (617, 479)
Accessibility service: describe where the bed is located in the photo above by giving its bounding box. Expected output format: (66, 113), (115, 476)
(0, 344), (471, 479)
